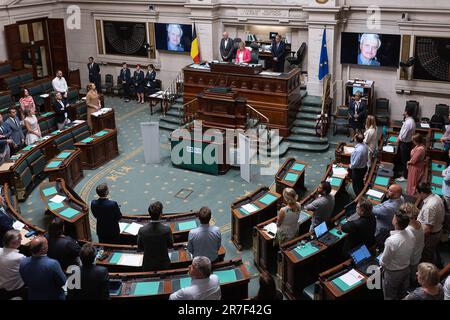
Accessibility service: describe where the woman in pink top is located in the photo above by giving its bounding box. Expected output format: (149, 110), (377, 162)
(235, 42), (251, 64)
(19, 88), (36, 115)
(407, 134), (426, 196)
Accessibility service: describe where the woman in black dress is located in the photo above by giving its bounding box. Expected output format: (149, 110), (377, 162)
(133, 64), (145, 104)
(145, 64), (157, 96)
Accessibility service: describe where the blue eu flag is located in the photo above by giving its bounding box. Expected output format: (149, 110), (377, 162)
(318, 29), (329, 80)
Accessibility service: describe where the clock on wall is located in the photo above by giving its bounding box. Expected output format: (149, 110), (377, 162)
(316, 0), (329, 3)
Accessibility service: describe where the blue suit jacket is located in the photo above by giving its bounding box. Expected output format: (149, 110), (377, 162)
(0, 121), (12, 138)
(91, 198), (122, 242)
(19, 256), (67, 300)
(0, 208), (13, 247)
(271, 41), (286, 62)
(119, 68), (131, 84)
(4, 116), (24, 145)
(348, 99), (367, 121)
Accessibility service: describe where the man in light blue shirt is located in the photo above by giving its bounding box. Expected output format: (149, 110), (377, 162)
(350, 133), (369, 196)
(373, 184), (404, 247)
(442, 151), (450, 234)
(187, 207), (221, 262)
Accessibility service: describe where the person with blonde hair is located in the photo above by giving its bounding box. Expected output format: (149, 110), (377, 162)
(276, 188), (301, 244)
(235, 41), (251, 64)
(23, 109), (41, 145)
(402, 202), (424, 286)
(406, 134), (426, 196)
(363, 115), (378, 166)
(404, 262), (444, 300)
(85, 82), (101, 129)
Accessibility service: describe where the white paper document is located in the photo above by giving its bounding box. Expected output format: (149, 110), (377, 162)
(40, 93), (49, 98)
(118, 253), (143, 267)
(420, 123), (430, 128)
(49, 195), (66, 203)
(13, 220), (25, 230)
(343, 146), (355, 154)
(263, 222), (278, 235)
(119, 222), (129, 233)
(72, 120), (86, 124)
(366, 189), (384, 199)
(123, 222), (143, 235)
(332, 167), (348, 177)
(382, 145), (395, 153)
(338, 269), (364, 287)
(242, 203), (259, 213)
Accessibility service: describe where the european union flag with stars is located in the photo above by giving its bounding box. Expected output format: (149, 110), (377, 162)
(318, 29), (329, 80)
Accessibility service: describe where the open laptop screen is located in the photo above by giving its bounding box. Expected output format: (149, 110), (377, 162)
(350, 245), (371, 264)
(314, 222), (328, 239)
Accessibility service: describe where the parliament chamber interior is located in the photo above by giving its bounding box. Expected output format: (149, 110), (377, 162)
(0, 0), (449, 307)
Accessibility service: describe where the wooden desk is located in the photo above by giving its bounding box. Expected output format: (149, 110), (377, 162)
(428, 159), (445, 197)
(91, 108), (116, 134)
(231, 187), (281, 250)
(210, 62), (263, 75)
(335, 142), (355, 165)
(148, 91), (167, 115)
(118, 212), (200, 245)
(44, 149), (83, 188)
(109, 258), (250, 300)
(183, 64), (302, 137)
(74, 128), (119, 169)
(378, 132), (398, 164)
(275, 158), (307, 196)
(39, 178), (91, 241)
(428, 129), (446, 162)
(93, 242), (226, 273)
(253, 216), (278, 274)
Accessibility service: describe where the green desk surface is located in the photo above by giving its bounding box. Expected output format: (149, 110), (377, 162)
(109, 252), (122, 264)
(258, 193), (277, 205)
(177, 220), (197, 231)
(432, 162), (445, 172)
(330, 177), (343, 188)
(94, 130), (109, 137)
(80, 137), (95, 143)
(46, 160), (62, 169)
(48, 202), (64, 211)
(298, 211), (312, 224)
(40, 112), (54, 117)
(434, 132), (443, 140)
(432, 186), (443, 196)
(284, 172), (298, 182)
(22, 145), (35, 151)
(374, 176), (389, 187)
(51, 130), (61, 135)
(388, 136), (397, 143)
(214, 269), (237, 284)
(59, 207), (79, 219)
(293, 242), (319, 258)
(134, 281), (160, 296)
(291, 163), (305, 172)
(431, 176), (443, 185)
(180, 277), (192, 288)
(332, 275), (363, 292)
(56, 151), (71, 159)
(42, 186), (58, 197)
(329, 228), (346, 239)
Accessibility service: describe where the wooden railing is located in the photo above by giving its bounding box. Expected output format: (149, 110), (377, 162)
(180, 98), (198, 125)
(162, 72), (184, 115)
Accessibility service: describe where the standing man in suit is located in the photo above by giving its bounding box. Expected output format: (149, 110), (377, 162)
(348, 91), (367, 139)
(220, 32), (234, 62)
(87, 57), (101, 92)
(19, 236), (67, 300)
(271, 34), (286, 72)
(118, 62), (131, 102)
(53, 92), (71, 130)
(137, 201), (174, 271)
(5, 108), (24, 153)
(67, 243), (110, 300)
(0, 114), (12, 164)
(90, 183), (122, 244)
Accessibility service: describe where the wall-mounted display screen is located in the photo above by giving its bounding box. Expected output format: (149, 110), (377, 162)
(103, 21), (148, 57)
(340, 32), (401, 68)
(413, 36), (450, 82)
(155, 23), (192, 53)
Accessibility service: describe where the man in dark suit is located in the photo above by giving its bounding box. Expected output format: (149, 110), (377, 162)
(118, 62), (131, 102)
(19, 236), (67, 300)
(87, 57), (101, 91)
(341, 198), (376, 255)
(0, 114), (12, 164)
(137, 201), (173, 271)
(67, 243), (110, 300)
(53, 92), (71, 130)
(220, 32), (234, 62)
(271, 34), (286, 72)
(0, 197), (13, 247)
(4, 108), (24, 153)
(348, 91), (367, 139)
(90, 183), (122, 244)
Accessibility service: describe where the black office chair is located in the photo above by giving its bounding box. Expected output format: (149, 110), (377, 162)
(249, 42), (259, 64)
(286, 42), (306, 68)
(374, 98), (390, 126)
(406, 100), (419, 121)
(232, 38), (242, 60)
(102, 74), (113, 95)
(332, 106), (350, 136)
(436, 104), (449, 124)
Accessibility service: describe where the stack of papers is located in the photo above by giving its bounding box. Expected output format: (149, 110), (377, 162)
(332, 167), (348, 178)
(119, 222), (129, 233)
(241, 203), (259, 214)
(72, 120), (85, 124)
(382, 145), (395, 153)
(92, 108), (112, 117)
(343, 146), (355, 154)
(40, 93), (49, 98)
(49, 195), (66, 203)
(420, 123), (430, 128)
(263, 223), (277, 236)
(12, 220), (25, 231)
(117, 253), (143, 267)
(366, 189), (384, 199)
(336, 269), (364, 287)
(123, 222), (143, 236)
(260, 71), (282, 76)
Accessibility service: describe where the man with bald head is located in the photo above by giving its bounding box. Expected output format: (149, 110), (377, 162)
(372, 184), (405, 246)
(220, 31), (234, 62)
(19, 236), (67, 300)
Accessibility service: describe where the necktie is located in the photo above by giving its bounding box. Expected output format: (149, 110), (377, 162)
(14, 118), (18, 128)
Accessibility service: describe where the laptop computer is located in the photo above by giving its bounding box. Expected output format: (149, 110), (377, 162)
(314, 222), (339, 246)
(349, 244), (379, 276)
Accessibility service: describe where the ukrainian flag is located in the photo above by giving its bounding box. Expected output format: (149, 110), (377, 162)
(190, 23), (200, 64)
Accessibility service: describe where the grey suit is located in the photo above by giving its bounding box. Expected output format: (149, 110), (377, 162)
(373, 196), (405, 244)
(5, 116), (24, 146)
(220, 38), (234, 62)
(305, 194), (335, 231)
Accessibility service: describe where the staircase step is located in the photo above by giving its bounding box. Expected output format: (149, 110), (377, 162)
(300, 106), (322, 114)
(166, 109), (182, 118)
(160, 115), (180, 125)
(293, 119), (317, 128)
(296, 112), (319, 120)
(286, 141), (329, 152)
(175, 97), (183, 104)
(170, 103), (183, 111)
(300, 90), (307, 99)
(279, 142), (289, 156)
(290, 127), (318, 136)
(159, 122), (179, 132)
(302, 95), (322, 107)
(287, 134), (328, 144)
